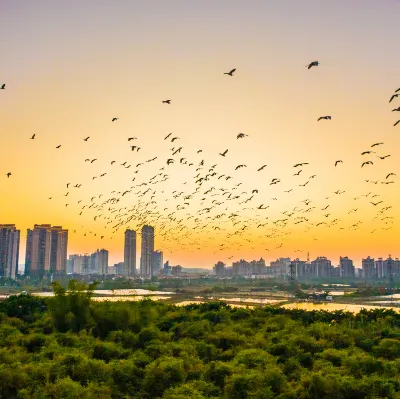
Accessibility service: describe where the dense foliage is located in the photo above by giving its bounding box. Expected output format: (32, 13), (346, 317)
(0, 280), (399, 398)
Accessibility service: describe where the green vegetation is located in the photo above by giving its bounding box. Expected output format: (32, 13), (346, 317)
(0, 279), (399, 398)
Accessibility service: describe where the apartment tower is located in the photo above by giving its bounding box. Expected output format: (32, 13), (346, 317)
(0, 224), (20, 279)
(124, 229), (137, 277)
(140, 225), (154, 277)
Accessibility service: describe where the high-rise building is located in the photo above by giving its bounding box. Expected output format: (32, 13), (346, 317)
(269, 258), (291, 277)
(375, 258), (385, 279)
(362, 257), (375, 279)
(25, 224), (53, 277)
(310, 256), (332, 278)
(140, 225), (154, 276)
(91, 249), (109, 274)
(340, 256), (355, 278)
(0, 224), (20, 279)
(68, 254), (90, 274)
(50, 226), (68, 278)
(214, 261), (226, 276)
(152, 250), (163, 275)
(124, 229), (137, 277)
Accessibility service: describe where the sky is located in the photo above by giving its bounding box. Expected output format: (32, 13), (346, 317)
(1, 0), (400, 269)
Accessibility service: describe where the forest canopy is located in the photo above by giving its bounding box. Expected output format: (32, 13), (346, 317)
(0, 280), (398, 398)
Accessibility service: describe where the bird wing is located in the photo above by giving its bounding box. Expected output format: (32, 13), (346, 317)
(394, 120), (400, 126)
(230, 68), (236, 74)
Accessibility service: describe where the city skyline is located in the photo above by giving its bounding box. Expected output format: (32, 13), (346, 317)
(1, 1), (400, 268)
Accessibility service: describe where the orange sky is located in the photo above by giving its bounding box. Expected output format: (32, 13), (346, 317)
(1, 1), (399, 268)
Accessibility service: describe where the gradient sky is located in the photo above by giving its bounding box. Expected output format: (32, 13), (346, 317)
(1, 0), (400, 269)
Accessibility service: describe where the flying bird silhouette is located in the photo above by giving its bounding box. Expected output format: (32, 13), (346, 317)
(394, 120), (400, 127)
(224, 68), (236, 76)
(112, 118), (118, 122)
(386, 173), (396, 179)
(56, 145), (61, 149)
(237, 133), (248, 139)
(392, 107), (400, 112)
(30, 134), (36, 140)
(361, 161), (373, 167)
(257, 165), (267, 171)
(335, 160), (343, 167)
(294, 163), (308, 167)
(6, 172), (11, 178)
(164, 133), (172, 140)
(83, 136), (90, 141)
(361, 151), (375, 155)
(318, 116), (331, 121)
(0, 84), (5, 89)
(162, 100), (171, 104)
(389, 94), (399, 103)
(306, 61), (319, 69)
(219, 149), (228, 157)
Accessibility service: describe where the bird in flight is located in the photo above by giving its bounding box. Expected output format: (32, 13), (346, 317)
(379, 155), (390, 159)
(371, 142), (384, 147)
(235, 165), (247, 170)
(224, 68), (236, 76)
(318, 116), (331, 121)
(335, 160), (343, 167)
(83, 136), (90, 141)
(131, 146), (138, 151)
(386, 173), (396, 179)
(392, 107), (400, 112)
(219, 149), (228, 157)
(167, 159), (174, 165)
(293, 170), (302, 176)
(389, 94), (399, 103)
(128, 137), (137, 141)
(162, 100), (171, 104)
(171, 137), (179, 142)
(394, 120), (400, 127)
(56, 145), (61, 149)
(164, 133), (172, 140)
(112, 118), (118, 122)
(361, 161), (373, 167)
(361, 151), (375, 155)
(257, 165), (267, 171)
(306, 61), (319, 69)
(294, 163), (308, 167)
(6, 172), (11, 178)
(371, 201), (383, 206)
(237, 133), (248, 139)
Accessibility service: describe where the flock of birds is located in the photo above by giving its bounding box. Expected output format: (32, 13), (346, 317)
(1, 62), (399, 260)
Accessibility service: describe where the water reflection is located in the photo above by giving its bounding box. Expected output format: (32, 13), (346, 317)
(283, 302), (400, 313)
(175, 300), (253, 309)
(32, 289), (173, 297)
(93, 296), (171, 302)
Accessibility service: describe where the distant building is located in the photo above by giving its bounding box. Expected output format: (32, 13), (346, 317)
(163, 261), (171, 276)
(340, 256), (355, 278)
(249, 258), (266, 275)
(0, 224), (20, 279)
(232, 259), (250, 276)
(269, 258), (291, 277)
(152, 250), (163, 275)
(114, 262), (124, 275)
(362, 257), (375, 279)
(375, 258), (385, 279)
(213, 261), (226, 277)
(289, 259), (307, 278)
(108, 266), (116, 275)
(310, 256), (332, 278)
(68, 254), (90, 274)
(124, 229), (136, 277)
(140, 225), (154, 277)
(91, 249), (109, 274)
(25, 224), (68, 278)
(171, 265), (182, 276)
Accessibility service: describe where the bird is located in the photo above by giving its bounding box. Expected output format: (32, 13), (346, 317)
(371, 201), (383, 206)
(371, 142), (384, 147)
(83, 136), (90, 141)
(335, 160), (343, 167)
(167, 159), (174, 165)
(6, 172), (11, 178)
(389, 94), (399, 103)
(318, 116), (331, 121)
(224, 68), (236, 76)
(90, 159), (97, 163)
(128, 137), (137, 141)
(257, 165), (267, 171)
(56, 145), (61, 149)
(66, 183), (70, 188)
(386, 173), (396, 179)
(394, 120), (400, 127)
(219, 149), (228, 157)
(0, 84), (5, 89)
(293, 170), (302, 176)
(30, 134), (36, 140)
(112, 118), (118, 122)
(131, 146), (137, 151)
(378, 155), (390, 159)
(361, 151), (375, 155)
(237, 133), (248, 139)
(306, 61), (319, 69)
(164, 133), (172, 140)
(361, 161), (373, 167)
(392, 107), (400, 112)
(235, 165), (247, 170)
(299, 181), (309, 187)
(171, 137), (179, 142)
(162, 100), (171, 104)
(294, 163), (308, 167)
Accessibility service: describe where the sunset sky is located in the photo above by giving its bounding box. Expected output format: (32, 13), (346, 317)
(1, 0), (400, 269)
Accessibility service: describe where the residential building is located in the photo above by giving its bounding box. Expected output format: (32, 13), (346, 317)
(340, 256), (355, 278)
(140, 225), (154, 277)
(124, 229), (136, 277)
(0, 224), (20, 279)
(310, 256), (332, 278)
(362, 257), (375, 279)
(375, 258), (385, 279)
(214, 261), (226, 277)
(269, 258), (291, 277)
(152, 250), (163, 275)
(25, 224), (68, 277)
(91, 249), (108, 274)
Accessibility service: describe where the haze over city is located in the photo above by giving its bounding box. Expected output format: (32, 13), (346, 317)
(1, 1), (400, 268)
